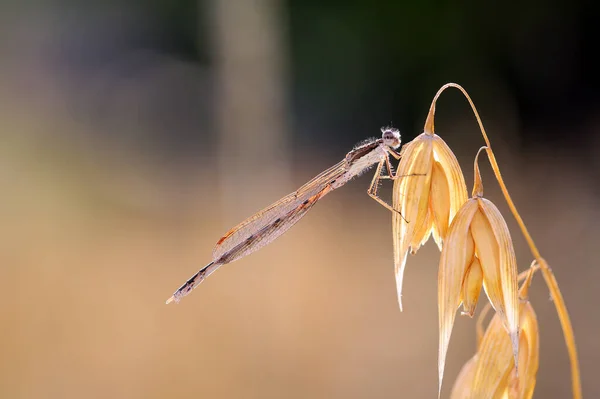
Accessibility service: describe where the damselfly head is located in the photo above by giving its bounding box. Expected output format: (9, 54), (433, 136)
(381, 127), (401, 149)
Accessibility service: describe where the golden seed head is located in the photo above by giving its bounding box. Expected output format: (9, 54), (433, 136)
(450, 301), (539, 399)
(392, 133), (468, 310)
(437, 195), (519, 396)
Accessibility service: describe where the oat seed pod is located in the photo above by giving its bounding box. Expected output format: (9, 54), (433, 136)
(450, 301), (539, 399)
(461, 256), (483, 317)
(392, 132), (468, 310)
(437, 148), (519, 397)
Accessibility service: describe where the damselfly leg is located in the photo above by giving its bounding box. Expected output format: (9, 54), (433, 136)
(367, 149), (426, 223)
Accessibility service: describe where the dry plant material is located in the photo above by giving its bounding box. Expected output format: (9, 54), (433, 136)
(392, 83), (581, 398)
(392, 132), (467, 310)
(450, 301), (539, 399)
(451, 271), (539, 399)
(438, 147), (519, 395)
(461, 257), (483, 317)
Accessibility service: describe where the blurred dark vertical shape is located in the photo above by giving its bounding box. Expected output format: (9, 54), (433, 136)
(208, 0), (291, 221)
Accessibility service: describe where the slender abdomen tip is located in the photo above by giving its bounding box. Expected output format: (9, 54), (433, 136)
(165, 296), (175, 305)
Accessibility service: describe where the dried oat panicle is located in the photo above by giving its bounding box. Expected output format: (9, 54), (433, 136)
(450, 300), (539, 399)
(392, 130), (468, 311)
(423, 83), (579, 398)
(438, 147), (519, 397)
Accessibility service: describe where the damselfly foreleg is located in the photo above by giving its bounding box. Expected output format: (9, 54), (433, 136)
(367, 160), (409, 223)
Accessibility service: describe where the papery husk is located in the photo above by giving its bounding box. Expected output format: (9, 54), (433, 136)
(393, 133), (467, 311)
(438, 199), (479, 396)
(461, 256), (483, 317)
(475, 198), (520, 367)
(469, 301), (538, 399)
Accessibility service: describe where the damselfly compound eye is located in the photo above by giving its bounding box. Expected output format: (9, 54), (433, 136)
(381, 127), (401, 149)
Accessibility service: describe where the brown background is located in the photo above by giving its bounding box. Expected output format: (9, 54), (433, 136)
(1, 2), (598, 398)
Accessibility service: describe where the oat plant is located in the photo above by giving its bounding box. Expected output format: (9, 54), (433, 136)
(392, 83), (582, 398)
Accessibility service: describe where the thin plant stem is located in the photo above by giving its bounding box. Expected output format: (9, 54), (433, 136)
(425, 83), (582, 399)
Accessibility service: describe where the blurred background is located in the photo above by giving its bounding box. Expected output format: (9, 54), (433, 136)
(1, 1), (598, 398)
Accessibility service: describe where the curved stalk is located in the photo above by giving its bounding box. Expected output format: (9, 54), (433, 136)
(426, 83), (582, 399)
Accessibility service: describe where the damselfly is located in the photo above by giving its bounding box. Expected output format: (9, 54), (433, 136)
(166, 127), (407, 304)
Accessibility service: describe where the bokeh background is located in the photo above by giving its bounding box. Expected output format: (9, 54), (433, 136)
(1, 1), (598, 398)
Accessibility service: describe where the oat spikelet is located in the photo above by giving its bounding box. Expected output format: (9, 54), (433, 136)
(450, 300), (539, 399)
(392, 126), (467, 311)
(437, 147), (519, 397)
(452, 267), (539, 399)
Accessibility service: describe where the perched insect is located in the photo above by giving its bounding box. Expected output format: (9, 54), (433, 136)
(166, 127), (407, 304)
